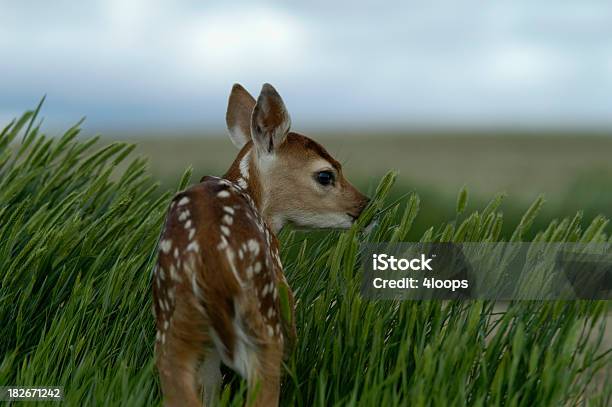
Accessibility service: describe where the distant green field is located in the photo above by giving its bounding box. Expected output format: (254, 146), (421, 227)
(126, 132), (612, 240)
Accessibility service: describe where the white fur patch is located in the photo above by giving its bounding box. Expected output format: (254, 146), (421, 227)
(169, 264), (180, 282)
(229, 125), (249, 149)
(217, 235), (228, 250)
(247, 239), (260, 255)
(178, 210), (190, 222)
(286, 211), (353, 230)
(217, 190), (231, 198)
(159, 239), (172, 254)
(225, 247), (242, 286)
(184, 255), (204, 300)
(187, 241), (200, 253)
(239, 151), (250, 180)
(209, 305), (257, 380)
(256, 153), (276, 175)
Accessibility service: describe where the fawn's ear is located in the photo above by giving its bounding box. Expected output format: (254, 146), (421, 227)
(226, 83), (256, 149)
(251, 83), (291, 155)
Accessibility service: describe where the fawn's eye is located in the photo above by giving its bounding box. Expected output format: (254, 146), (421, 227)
(316, 171), (334, 186)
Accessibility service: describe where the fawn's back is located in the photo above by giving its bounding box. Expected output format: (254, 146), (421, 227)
(154, 174), (290, 372)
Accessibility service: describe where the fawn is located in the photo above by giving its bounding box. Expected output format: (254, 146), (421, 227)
(153, 83), (369, 406)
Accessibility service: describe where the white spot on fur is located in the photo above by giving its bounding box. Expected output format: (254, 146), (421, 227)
(220, 225), (231, 237)
(217, 190), (230, 198)
(170, 264), (180, 282)
(247, 239), (260, 255)
(178, 210), (190, 222)
(223, 206), (235, 215)
(159, 239), (172, 254)
(254, 262), (262, 274)
(191, 272), (199, 297)
(178, 196), (190, 206)
(267, 325), (274, 337)
(262, 283), (275, 297)
(187, 241), (200, 253)
(217, 235), (228, 250)
(225, 247), (242, 286)
(222, 214), (233, 225)
(184, 220), (192, 228)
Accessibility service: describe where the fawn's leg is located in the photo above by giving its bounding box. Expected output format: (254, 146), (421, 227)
(198, 347), (222, 406)
(156, 338), (202, 407)
(156, 293), (210, 407)
(247, 341), (283, 407)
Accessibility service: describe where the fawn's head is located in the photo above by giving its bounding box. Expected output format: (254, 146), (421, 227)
(223, 83), (369, 232)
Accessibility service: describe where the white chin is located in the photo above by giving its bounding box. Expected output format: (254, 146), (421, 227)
(290, 212), (353, 229)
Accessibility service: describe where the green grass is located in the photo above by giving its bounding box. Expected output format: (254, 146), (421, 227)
(0, 109), (610, 406)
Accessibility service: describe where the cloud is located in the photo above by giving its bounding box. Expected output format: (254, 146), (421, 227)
(0, 1), (611, 132)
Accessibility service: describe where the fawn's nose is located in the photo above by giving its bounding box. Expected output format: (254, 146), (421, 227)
(359, 197), (371, 214)
(348, 196), (370, 221)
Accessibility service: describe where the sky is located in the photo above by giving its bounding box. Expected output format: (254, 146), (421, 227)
(1, 0), (611, 134)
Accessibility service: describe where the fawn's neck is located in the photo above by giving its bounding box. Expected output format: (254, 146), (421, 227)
(223, 143), (280, 233)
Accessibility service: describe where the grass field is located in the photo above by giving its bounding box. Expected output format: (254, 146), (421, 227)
(124, 131), (612, 240)
(1, 110), (610, 406)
